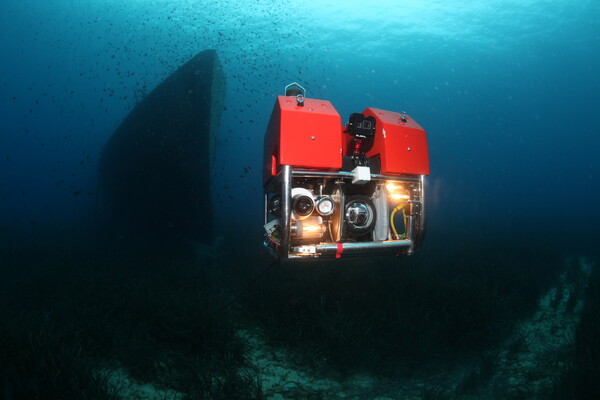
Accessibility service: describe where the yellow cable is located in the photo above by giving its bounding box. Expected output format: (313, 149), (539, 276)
(390, 204), (405, 238)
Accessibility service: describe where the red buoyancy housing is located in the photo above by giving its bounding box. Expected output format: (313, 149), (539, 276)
(263, 97), (429, 184)
(361, 107), (430, 176)
(263, 96), (343, 184)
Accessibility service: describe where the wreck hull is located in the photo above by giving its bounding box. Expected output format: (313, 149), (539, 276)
(98, 49), (225, 243)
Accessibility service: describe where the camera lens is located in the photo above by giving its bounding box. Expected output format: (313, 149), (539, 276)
(344, 195), (376, 234)
(347, 203), (368, 226)
(293, 195), (314, 217)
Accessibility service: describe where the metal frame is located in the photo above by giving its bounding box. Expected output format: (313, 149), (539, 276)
(264, 166), (426, 260)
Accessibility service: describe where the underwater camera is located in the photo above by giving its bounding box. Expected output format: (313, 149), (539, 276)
(263, 82), (430, 260)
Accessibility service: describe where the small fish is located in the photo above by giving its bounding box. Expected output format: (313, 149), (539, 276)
(73, 191), (81, 195)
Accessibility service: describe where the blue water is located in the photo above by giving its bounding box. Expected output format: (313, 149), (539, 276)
(1, 0), (598, 250)
(1, 1), (599, 397)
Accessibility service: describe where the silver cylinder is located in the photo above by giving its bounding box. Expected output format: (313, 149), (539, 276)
(316, 240), (412, 257)
(415, 175), (426, 250)
(280, 165), (292, 259)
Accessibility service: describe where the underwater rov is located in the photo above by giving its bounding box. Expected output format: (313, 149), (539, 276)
(263, 83), (430, 260)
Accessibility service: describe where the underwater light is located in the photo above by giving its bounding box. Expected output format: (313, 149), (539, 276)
(386, 182), (411, 201)
(291, 216), (325, 239)
(316, 196), (335, 216)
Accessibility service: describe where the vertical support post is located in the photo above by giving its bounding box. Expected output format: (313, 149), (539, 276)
(264, 192), (268, 225)
(416, 175), (426, 249)
(405, 214), (416, 255)
(280, 165), (292, 259)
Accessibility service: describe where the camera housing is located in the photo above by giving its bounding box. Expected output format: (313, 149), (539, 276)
(263, 86), (429, 260)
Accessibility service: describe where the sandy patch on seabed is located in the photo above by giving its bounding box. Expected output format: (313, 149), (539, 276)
(105, 367), (183, 400)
